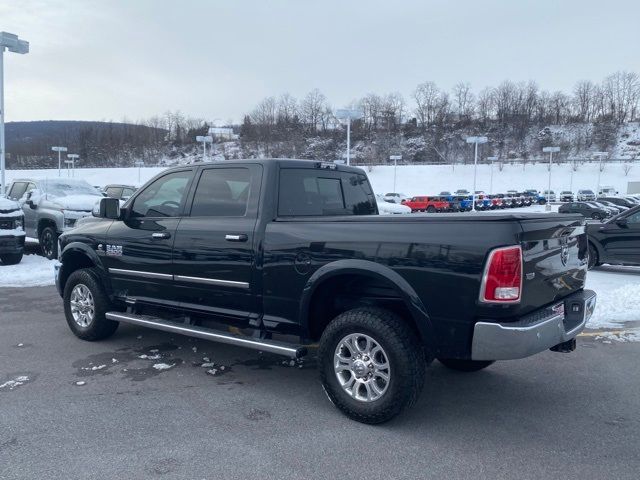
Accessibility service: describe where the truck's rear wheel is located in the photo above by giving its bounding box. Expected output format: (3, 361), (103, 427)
(427, 206), (436, 213)
(438, 358), (494, 372)
(0, 252), (23, 265)
(63, 268), (119, 341)
(318, 307), (425, 424)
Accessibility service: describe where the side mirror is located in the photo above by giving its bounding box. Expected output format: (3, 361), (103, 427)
(25, 189), (41, 209)
(616, 217), (628, 228)
(94, 197), (121, 219)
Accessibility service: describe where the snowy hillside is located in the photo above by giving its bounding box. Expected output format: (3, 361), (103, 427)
(6, 161), (640, 196)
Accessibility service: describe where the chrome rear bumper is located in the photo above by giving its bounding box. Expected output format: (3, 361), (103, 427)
(471, 289), (597, 361)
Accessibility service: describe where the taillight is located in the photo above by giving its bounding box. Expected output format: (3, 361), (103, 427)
(480, 245), (522, 303)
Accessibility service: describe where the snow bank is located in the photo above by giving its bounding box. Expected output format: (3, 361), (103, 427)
(0, 255), (56, 288)
(585, 266), (640, 330)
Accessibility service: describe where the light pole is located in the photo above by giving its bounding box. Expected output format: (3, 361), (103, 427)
(390, 154), (402, 192)
(542, 146), (560, 211)
(196, 135), (213, 162)
(487, 156), (498, 194)
(52, 146), (67, 177)
(66, 154), (79, 177)
(593, 151), (608, 196)
(466, 136), (488, 212)
(335, 109), (363, 166)
(134, 160), (144, 184)
(0, 32), (29, 195)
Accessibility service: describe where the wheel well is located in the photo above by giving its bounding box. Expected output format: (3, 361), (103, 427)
(59, 251), (95, 293)
(588, 240), (600, 262)
(306, 274), (418, 342)
(37, 219), (57, 238)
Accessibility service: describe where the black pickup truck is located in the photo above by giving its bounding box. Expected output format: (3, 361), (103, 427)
(56, 159), (596, 423)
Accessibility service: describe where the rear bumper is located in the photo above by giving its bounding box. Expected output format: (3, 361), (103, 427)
(0, 234), (25, 254)
(471, 289), (597, 361)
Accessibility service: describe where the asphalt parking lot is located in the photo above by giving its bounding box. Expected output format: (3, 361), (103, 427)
(1, 286), (639, 480)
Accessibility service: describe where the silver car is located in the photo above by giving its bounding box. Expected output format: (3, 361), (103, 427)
(6, 178), (103, 259)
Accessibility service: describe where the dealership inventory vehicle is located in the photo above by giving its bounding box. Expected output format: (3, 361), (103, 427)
(103, 184), (137, 201)
(560, 191), (574, 202)
(6, 178), (103, 259)
(55, 159), (596, 424)
(599, 196), (636, 209)
(577, 189), (596, 201)
(586, 205), (640, 269)
(402, 195), (449, 212)
(597, 186), (617, 197)
(559, 201), (610, 220)
(383, 192), (409, 204)
(0, 197), (25, 265)
(376, 195), (411, 215)
(541, 190), (556, 202)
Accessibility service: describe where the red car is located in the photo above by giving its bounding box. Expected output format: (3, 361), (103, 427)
(402, 196), (450, 213)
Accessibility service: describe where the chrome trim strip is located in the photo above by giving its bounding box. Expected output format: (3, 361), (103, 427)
(105, 312), (305, 358)
(174, 275), (249, 289)
(108, 268), (173, 280)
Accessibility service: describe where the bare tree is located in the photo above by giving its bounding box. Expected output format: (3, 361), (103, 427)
(452, 82), (475, 118)
(300, 89), (328, 133)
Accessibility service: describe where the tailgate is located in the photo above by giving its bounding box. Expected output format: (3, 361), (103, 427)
(517, 214), (587, 314)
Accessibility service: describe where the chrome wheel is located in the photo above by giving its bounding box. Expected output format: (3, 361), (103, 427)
(41, 230), (54, 257)
(334, 333), (390, 402)
(70, 284), (95, 327)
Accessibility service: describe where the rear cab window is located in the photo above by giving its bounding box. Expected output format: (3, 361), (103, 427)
(278, 168), (376, 216)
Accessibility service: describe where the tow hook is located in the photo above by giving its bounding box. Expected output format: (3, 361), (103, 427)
(550, 338), (576, 353)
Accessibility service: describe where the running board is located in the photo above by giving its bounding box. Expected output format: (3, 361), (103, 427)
(105, 312), (307, 358)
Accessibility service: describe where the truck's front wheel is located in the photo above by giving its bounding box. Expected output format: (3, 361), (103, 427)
(438, 358), (494, 372)
(318, 307), (425, 424)
(0, 253), (23, 265)
(63, 268), (119, 341)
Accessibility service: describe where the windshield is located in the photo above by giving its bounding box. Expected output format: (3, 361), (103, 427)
(41, 179), (102, 197)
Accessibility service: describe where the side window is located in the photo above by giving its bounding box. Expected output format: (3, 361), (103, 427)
(341, 173), (376, 215)
(278, 169), (345, 216)
(131, 171), (192, 218)
(8, 182), (27, 200)
(122, 188), (135, 197)
(190, 168), (251, 217)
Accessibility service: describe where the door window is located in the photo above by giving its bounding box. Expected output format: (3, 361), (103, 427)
(190, 168), (252, 217)
(130, 171), (192, 218)
(105, 187), (122, 199)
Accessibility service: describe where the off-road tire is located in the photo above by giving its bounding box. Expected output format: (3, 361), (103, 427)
(318, 307), (426, 424)
(40, 226), (59, 259)
(0, 252), (23, 265)
(63, 268), (119, 341)
(426, 206), (436, 213)
(438, 358), (495, 372)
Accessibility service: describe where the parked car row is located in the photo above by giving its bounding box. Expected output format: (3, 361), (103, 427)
(390, 192), (542, 213)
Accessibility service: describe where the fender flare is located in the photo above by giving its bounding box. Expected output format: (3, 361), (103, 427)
(587, 238), (605, 263)
(58, 242), (111, 294)
(299, 259), (434, 347)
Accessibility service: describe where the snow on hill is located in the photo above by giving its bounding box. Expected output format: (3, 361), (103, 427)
(6, 160), (640, 196)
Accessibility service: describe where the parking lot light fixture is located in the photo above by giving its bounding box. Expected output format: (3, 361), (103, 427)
(466, 136), (488, 212)
(0, 32), (29, 195)
(52, 146), (68, 177)
(336, 109), (364, 166)
(542, 147), (560, 211)
(196, 135), (213, 162)
(593, 152), (608, 196)
(487, 156), (498, 194)
(66, 154), (79, 177)
(390, 154), (402, 192)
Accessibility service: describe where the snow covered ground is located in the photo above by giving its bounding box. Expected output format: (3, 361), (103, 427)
(0, 254), (57, 288)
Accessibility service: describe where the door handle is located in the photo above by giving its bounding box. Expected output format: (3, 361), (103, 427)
(225, 234), (248, 242)
(151, 232), (171, 239)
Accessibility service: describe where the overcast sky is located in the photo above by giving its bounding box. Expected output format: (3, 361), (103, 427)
(2, 0), (639, 124)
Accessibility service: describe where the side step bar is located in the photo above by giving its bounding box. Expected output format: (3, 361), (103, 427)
(105, 312), (307, 359)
